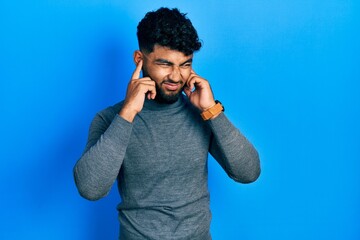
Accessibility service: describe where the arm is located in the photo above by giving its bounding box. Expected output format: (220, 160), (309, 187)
(208, 113), (261, 183)
(74, 59), (156, 200)
(73, 113), (132, 200)
(184, 70), (260, 183)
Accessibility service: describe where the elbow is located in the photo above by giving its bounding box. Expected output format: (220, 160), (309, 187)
(75, 180), (108, 201)
(73, 168), (107, 201)
(231, 150), (261, 184)
(77, 188), (106, 201)
(235, 165), (261, 184)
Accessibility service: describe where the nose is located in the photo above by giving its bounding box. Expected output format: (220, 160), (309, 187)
(169, 66), (181, 82)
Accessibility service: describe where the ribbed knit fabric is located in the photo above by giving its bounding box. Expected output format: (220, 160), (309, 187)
(74, 95), (260, 240)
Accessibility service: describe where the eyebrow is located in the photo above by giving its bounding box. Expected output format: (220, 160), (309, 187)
(154, 58), (193, 66)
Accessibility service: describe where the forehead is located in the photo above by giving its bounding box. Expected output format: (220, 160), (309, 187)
(147, 45), (193, 63)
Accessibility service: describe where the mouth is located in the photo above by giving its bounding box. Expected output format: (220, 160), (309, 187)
(162, 82), (182, 91)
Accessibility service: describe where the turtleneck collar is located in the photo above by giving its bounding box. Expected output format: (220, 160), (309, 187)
(143, 94), (186, 111)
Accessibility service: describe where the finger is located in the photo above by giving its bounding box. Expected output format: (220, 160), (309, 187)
(188, 70), (197, 79)
(147, 90), (157, 100)
(186, 74), (197, 90)
(137, 77), (154, 84)
(138, 82), (156, 92)
(131, 60), (143, 80)
(146, 85), (157, 99)
(183, 86), (191, 97)
(189, 73), (208, 89)
(137, 83), (156, 98)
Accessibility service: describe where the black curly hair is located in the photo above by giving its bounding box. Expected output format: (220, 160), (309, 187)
(137, 7), (202, 56)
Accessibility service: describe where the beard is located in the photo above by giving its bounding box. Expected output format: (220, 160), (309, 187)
(143, 69), (183, 104)
(154, 83), (183, 104)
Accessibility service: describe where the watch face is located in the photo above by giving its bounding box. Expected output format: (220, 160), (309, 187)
(215, 100), (224, 112)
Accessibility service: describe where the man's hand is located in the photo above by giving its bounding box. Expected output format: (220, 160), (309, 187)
(183, 70), (216, 112)
(119, 60), (156, 122)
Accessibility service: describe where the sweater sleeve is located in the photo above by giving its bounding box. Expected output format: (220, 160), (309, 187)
(208, 113), (261, 183)
(73, 112), (133, 201)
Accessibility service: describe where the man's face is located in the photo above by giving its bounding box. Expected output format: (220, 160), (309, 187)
(141, 45), (193, 104)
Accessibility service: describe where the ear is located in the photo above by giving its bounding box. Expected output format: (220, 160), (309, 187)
(133, 50), (143, 65)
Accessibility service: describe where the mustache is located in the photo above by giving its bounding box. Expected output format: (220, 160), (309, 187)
(162, 79), (184, 85)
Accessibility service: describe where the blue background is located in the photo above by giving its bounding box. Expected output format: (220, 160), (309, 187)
(1, 1), (359, 239)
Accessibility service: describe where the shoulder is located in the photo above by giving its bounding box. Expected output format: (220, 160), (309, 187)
(94, 101), (125, 124)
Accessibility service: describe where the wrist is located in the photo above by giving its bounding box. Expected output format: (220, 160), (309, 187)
(201, 100), (216, 112)
(119, 105), (138, 123)
(200, 100), (224, 121)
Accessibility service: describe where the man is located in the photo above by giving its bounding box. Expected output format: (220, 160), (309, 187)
(74, 7), (260, 240)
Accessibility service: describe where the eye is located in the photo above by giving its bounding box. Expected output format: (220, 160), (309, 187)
(157, 63), (171, 68)
(180, 63), (192, 69)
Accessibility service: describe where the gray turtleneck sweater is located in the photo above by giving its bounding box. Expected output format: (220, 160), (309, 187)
(74, 95), (260, 240)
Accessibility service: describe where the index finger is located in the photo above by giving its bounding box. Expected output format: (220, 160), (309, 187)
(131, 60), (143, 79)
(187, 69), (198, 85)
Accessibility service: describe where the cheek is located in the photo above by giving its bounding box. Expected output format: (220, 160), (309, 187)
(148, 69), (170, 86)
(144, 65), (167, 80)
(181, 70), (191, 81)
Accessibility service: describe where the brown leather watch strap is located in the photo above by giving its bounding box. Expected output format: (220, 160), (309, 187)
(200, 101), (224, 121)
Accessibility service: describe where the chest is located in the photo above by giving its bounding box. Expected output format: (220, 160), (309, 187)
(122, 110), (211, 177)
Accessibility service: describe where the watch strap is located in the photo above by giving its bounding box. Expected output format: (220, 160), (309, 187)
(201, 100), (224, 121)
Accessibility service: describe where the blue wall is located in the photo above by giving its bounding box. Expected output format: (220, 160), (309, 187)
(1, 1), (359, 239)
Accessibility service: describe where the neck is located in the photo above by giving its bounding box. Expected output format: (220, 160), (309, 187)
(143, 94), (185, 111)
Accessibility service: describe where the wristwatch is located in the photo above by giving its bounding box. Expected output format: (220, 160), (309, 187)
(201, 100), (224, 121)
